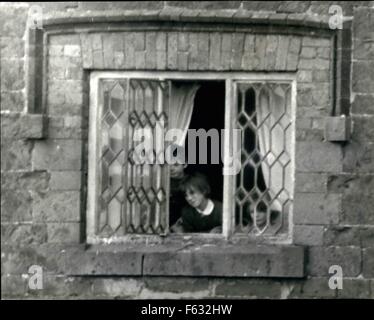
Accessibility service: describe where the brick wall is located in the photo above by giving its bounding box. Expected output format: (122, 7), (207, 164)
(1, 1), (373, 299)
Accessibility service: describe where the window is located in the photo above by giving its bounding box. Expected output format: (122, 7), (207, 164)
(87, 72), (296, 244)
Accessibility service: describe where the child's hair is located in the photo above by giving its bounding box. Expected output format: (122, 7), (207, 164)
(179, 172), (211, 197)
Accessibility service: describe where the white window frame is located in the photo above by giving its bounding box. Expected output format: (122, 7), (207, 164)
(87, 71), (297, 245)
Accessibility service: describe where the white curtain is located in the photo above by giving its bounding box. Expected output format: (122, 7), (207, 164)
(256, 84), (292, 211)
(169, 83), (201, 147)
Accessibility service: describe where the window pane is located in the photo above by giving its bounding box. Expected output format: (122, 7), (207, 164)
(97, 81), (126, 236)
(96, 79), (170, 237)
(235, 82), (293, 236)
(126, 79), (169, 234)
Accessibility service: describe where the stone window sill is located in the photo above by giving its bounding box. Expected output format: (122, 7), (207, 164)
(63, 243), (305, 278)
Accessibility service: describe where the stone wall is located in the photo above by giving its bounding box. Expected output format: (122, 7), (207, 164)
(1, 1), (373, 299)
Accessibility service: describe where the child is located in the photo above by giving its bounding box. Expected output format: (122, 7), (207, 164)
(176, 173), (222, 233)
(169, 162), (188, 226)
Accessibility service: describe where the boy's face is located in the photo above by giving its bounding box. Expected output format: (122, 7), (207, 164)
(184, 186), (206, 209)
(170, 163), (186, 178)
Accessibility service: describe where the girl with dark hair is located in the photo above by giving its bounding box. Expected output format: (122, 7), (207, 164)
(173, 172), (222, 233)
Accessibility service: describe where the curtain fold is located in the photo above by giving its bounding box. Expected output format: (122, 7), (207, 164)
(169, 83), (201, 147)
(256, 84), (292, 212)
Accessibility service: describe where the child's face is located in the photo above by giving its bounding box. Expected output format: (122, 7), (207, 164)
(170, 163), (186, 178)
(250, 210), (267, 227)
(184, 186), (206, 209)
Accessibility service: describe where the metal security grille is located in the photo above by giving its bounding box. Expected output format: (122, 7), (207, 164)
(97, 79), (169, 237)
(235, 82), (293, 236)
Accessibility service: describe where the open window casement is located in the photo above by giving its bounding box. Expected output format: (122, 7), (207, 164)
(88, 78), (171, 239)
(232, 81), (295, 237)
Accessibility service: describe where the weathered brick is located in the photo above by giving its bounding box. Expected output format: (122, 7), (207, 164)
(363, 248), (374, 278)
(47, 222), (80, 243)
(300, 46), (317, 58)
(25, 274), (93, 299)
(1, 224), (47, 245)
(297, 70), (313, 83)
(1, 37), (24, 58)
(167, 32), (178, 70)
(254, 35), (267, 70)
(188, 32), (199, 70)
(287, 278), (337, 298)
(215, 279), (282, 298)
(1, 274), (27, 297)
(275, 35), (289, 70)
(231, 33), (245, 70)
(308, 246), (361, 277)
(134, 51), (146, 69)
(313, 70), (330, 83)
(123, 33), (135, 69)
(336, 279), (372, 299)
(1, 113), (45, 139)
(1, 244), (68, 275)
(92, 278), (143, 298)
(296, 141), (343, 172)
(353, 7), (374, 41)
(80, 33), (93, 68)
(323, 226), (361, 246)
(360, 227), (374, 248)
(63, 248), (142, 275)
(145, 32), (157, 69)
(49, 34), (80, 46)
(343, 141), (374, 173)
(303, 37), (331, 48)
(327, 174), (374, 196)
(1, 91), (24, 112)
(92, 49), (104, 68)
(296, 85), (313, 107)
(294, 225), (324, 246)
(47, 116), (85, 139)
(178, 32), (189, 51)
(352, 61), (374, 94)
(342, 194), (374, 225)
(143, 245), (304, 277)
(354, 38), (374, 61)
(265, 35), (278, 70)
(64, 44), (81, 57)
(1, 171), (50, 193)
(352, 94), (374, 115)
(33, 191), (81, 222)
(286, 52), (299, 70)
(102, 35), (114, 68)
(143, 277), (210, 295)
(294, 193), (340, 225)
(32, 139), (82, 171)
(1, 59), (25, 91)
(48, 80), (83, 114)
(352, 116), (374, 142)
(0, 6), (28, 37)
(49, 171), (81, 190)
(289, 37), (301, 53)
(296, 128), (325, 142)
(295, 173), (327, 192)
(1, 139), (32, 170)
(1, 189), (32, 222)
